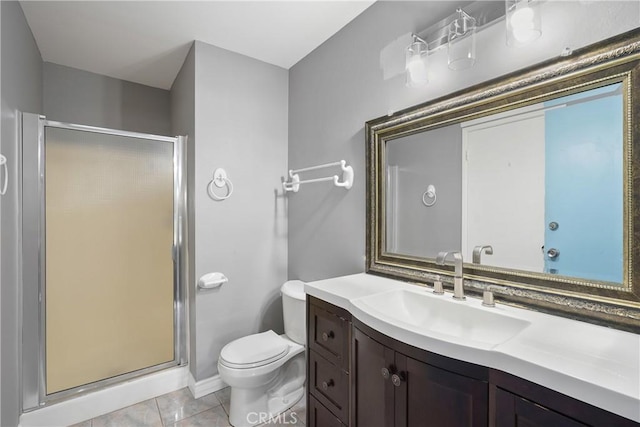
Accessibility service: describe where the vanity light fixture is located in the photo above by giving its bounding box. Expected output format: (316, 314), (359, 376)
(404, 1), (542, 86)
(406, 34), (429, 87)
(505, 0), (542, 46)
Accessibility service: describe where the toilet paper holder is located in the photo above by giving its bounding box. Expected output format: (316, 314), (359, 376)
(198, 272), (229, 290)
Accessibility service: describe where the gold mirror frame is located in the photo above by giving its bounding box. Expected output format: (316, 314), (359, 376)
(366, 29), (640, 332)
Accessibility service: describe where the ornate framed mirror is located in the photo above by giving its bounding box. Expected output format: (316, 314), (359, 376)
(366, 29), (640, 331)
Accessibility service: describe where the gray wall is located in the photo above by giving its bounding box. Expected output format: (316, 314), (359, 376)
(190, 41), (289, 381)
(386, 125), (462, 258)
(44, 62), (171, 135)
(170, 44), (197, 378)
(0, 2), (43, 426)
(288, 0), (640, 282)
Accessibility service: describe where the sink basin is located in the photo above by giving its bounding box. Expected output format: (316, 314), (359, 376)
(351, 288), (530, 349)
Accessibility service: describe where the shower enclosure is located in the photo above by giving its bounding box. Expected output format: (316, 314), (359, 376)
(21, 113), (187, 409)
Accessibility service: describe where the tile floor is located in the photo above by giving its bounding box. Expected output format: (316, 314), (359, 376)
(69, 387), (306, 427)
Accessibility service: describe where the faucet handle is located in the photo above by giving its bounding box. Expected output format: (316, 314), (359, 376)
(482, 285), (507, 307)
(433, 280), (444, 295)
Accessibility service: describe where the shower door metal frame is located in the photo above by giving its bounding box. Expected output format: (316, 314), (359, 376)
(21, 113), (188, 410)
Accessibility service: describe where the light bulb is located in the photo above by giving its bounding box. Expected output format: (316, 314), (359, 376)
(511, 5), (534, 26)
(405, 37), (429, 87)
(407, 56), (428, 86)
(507, 2), (541, 44)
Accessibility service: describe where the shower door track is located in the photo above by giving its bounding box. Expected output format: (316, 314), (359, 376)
(21, 114), (188, 410)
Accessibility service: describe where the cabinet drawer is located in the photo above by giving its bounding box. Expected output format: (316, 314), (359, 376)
(309, 350), (349, 424)
(309, 303), (349, 369)
(308, 395), (346, 427)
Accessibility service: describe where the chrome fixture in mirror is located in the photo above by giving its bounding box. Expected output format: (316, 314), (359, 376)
(472, 246), (493, 264)
(366, 29), (640, 331)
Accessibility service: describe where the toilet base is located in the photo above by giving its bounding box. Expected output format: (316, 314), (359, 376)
(267, 386), (304, 423)
(229, 384), (304, 426)
(226, 353), (306, 427)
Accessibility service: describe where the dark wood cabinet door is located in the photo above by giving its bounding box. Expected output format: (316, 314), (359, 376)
(495, 388), (587, 427)
(309, 395), (346, 427)
(352, 327), (395, 427)
(397, 354), (488, 427)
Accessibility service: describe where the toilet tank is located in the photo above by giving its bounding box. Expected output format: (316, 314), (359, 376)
(281, 280), (306, 345)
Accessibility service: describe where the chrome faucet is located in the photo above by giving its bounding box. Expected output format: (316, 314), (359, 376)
(472, 245), (493, 264)
(436, 251), (465, 300)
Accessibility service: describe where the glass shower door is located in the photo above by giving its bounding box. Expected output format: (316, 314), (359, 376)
(44, 126), (176, 394)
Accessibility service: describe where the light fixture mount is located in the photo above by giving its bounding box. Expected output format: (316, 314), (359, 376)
(415, 2), (505, 54)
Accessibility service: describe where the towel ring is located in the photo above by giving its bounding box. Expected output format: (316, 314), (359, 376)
(422, 184), (436, 207)
(208, 168), (233, 201)
(0, 155), (7, 196)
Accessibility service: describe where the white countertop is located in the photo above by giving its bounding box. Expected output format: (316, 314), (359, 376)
(305, 273), (640, 423)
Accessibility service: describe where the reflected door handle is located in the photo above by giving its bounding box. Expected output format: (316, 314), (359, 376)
(547, 248), (560, 259)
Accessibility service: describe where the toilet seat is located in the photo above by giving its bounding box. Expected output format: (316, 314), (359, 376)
(219, 330), (289, 369)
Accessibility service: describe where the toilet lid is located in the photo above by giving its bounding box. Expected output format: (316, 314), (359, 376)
(219, 331), (289, 369)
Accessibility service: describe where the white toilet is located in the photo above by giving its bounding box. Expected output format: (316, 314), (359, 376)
(218, 280), (306, 427)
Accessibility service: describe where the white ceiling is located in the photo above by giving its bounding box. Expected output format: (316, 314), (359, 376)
(20, 1), (376, 90)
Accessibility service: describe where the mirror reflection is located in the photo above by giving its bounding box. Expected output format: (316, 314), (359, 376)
(385, 82), (624, 285)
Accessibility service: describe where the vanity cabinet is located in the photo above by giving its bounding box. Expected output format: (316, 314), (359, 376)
(352, 323), (489, 427)
(307, 296), (639, 427)
(307, 297), (352, 426)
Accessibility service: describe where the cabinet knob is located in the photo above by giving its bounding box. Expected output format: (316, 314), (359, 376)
(391, 373), (404, 387)
(381, 367), (390, 379)
(321, 379), (334, 391)
(321, 331), (335, 342)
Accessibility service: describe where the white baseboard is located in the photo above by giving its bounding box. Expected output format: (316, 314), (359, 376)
(188, 372), (227, 399)
(20, 366), (189, 427)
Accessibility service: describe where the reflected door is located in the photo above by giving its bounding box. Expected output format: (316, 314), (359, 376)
(45, 127), (175, 394)
(544, 84), (623, 282)
(462, 113), (545, 271)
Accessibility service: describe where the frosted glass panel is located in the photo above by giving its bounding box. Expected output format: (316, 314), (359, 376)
(45, 127), (175, 394)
